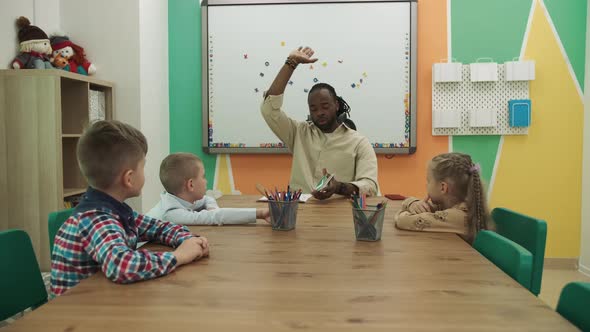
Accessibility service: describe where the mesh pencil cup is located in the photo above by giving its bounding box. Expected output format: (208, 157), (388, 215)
(351, 205), (385, 241)
(268, 200), (299, 231)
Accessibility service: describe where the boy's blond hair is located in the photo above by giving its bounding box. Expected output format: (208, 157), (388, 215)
(77, 120), (148, 190)
(160, 153), (203, 195)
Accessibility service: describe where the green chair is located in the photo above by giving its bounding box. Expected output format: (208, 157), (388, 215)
(556, 282), (590, 331)
(491, 207), (547, 296)
(48, 208), (74, 258)
(0, 229), (48, 321)
(473, 230), (533, 290)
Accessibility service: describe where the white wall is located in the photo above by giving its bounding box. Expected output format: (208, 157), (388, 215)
(139, 0), (170, 211)
(60, 0), (141, 128)
(33, 0), (60, 37)
(581, 2), (590, 277)
(61, 0), (170, 211)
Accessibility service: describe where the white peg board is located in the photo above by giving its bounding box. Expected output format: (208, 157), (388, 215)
(432, 64), (529, 136)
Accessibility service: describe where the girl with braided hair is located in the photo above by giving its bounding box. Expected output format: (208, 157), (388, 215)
(394, 152), (490, 243)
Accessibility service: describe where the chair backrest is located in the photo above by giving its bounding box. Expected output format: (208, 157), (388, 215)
(473, 230), (533, 290)
(556, 282), (590, 331)
(491, 207), (547, 296)
(0, 229), (48, 321)
(48, 208), (74, 258)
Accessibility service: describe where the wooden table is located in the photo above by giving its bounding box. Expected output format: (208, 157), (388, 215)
(5, 196), (576, 331)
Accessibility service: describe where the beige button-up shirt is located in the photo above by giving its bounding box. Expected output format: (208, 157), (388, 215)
(261, 94), (379, 195)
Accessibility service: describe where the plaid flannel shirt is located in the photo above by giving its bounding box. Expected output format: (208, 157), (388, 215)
(51, 188), (195, 296)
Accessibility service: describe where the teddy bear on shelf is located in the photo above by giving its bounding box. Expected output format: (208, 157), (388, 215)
(11, 16), (53, 69)
(50, 35), (96, 75)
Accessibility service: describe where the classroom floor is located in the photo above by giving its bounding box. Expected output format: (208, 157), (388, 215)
(539, 268), (590, 309)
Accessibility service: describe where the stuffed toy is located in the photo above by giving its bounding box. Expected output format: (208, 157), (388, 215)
(11, 16), (53, 69)
(50, 53), (68, 69)
(50, 35), (96, 75)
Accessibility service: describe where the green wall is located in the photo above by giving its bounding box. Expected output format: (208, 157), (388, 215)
(169, 0), (216, 186)
(450, 0), (533, 185)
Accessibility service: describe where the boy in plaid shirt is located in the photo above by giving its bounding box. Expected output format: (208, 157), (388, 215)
(51, 120), (209, 296)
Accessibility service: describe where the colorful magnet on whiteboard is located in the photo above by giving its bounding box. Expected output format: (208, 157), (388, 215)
(338, 59), (343, 63)
(360, 79), (363, 83)
(243, 54), (248, 59)
(254, 88), (259, 93)
(313, 78), (318, 83)
(259, 73), (264, 77)
(288, 80), (294, 85)
(265, 61), (270, 66)
(363, 72), (368, 77)
(351, 83), (356, 88)
(322, 62), (327, 67)
(304, 89), (309, 93)
(281, 41), (285, 46)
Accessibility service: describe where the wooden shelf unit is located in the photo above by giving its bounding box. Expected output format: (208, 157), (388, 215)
(0, 69), (115, 270)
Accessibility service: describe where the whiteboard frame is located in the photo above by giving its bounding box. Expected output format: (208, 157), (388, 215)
(201, 0), (418, 154)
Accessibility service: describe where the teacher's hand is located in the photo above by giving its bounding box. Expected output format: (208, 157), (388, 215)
(311, 169), (338, 200)
(288, 46), (318, 65)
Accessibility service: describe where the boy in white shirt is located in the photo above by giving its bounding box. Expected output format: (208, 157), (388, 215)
(147, 153), (270, 225)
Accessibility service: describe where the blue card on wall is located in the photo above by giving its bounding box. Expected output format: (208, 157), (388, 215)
(508, 99), (531, 127)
